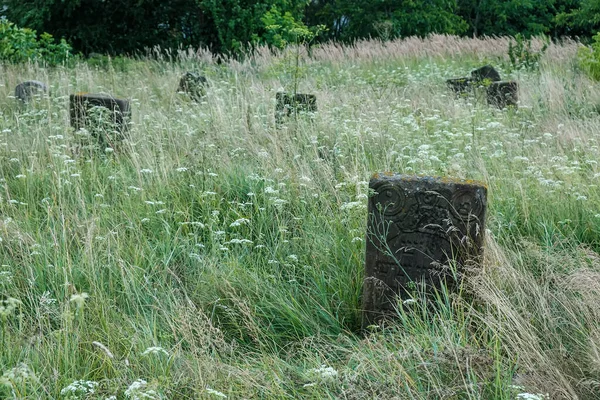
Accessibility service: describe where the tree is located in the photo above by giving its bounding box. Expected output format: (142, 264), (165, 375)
(306, 0), (467, 42)
(457, 0), (580, 38)
(556, 0), (600, 38)
(3, 0), (206, 54)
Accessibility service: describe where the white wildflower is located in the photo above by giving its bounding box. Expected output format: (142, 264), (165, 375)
(206, 387), (227, 398)
(305, 365), (339, 386)
(516, 393), (548, 400)
(0, 297), (22, 318)
(60, 380), (99, 398)
(227, 238), (253, 244)
(124, 379), (157, 400)
(340, 201), (365, 211)
(0, 363), (36, 388)
(229, 218), (250, 227)
(69, 293), (89, 309)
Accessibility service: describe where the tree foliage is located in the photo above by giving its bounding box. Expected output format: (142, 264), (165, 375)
(0, 0), (598, 56)
(0, 19), (71, 65)
(305, 0), (467, 41)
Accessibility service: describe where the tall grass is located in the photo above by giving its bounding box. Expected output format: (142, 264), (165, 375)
(0, 35), (598, 399)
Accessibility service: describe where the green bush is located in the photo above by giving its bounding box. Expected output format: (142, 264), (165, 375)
(508, 33), (548, 72)
(577, 32), (600, 81)
(0, 20), (72, 66)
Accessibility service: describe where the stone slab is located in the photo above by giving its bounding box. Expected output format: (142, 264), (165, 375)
(487, 81), (518, 109)
(178, 72), (208, 101)
(362, 174), (487, 327)
(471, 65), (501, 83)
(275, 92), (317, 124)
(15, 80), (48, 103)
(69, 93), (131, 134)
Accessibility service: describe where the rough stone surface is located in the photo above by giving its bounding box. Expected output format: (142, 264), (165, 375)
(446, 78), (472, 96)
(275, 92), (317, 124)
(178, 72), (208, 101)
(487, 81), (518, 108)
(470, 65), (501, 83)
(69, 93), (131, 143)
(15, 81), (48, 103)
(362, 174), (487, 327)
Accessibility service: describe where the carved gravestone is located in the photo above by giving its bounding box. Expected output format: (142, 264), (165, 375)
(446, 78), (472, 96)
(487, 81), (518, 109)
(178, 72), (208, 101)
(362, 174), (487, 327)
(470, 65), (501, 84)
(275, 92), (317, 125)
(15, 81), (48, 103)
(69, 93), (131, 146)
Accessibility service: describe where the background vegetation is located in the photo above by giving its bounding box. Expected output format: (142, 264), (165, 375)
(2, 0), (600, 55)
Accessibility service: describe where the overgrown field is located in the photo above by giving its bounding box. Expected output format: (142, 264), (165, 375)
(1, 35), (600, 399)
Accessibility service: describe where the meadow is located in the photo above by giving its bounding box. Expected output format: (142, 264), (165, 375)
(0, 35), (599, 399)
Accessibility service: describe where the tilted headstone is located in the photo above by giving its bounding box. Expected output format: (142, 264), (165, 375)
(362, 174), (487, 327)
(275, 92), (317, 124)
(470, 65), (501, 83)
(487, 81), (518, 109)
(15, 81), (48, 103)
(178, 72), (208, 101)
(446, 78), (472, 96)
(69, 93), (131, 145)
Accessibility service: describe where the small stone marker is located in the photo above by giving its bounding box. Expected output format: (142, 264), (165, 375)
(275, 92), (317, 124)
(178, 72), (208, 101)
(362, 174), (487, 327)
(470, 65), (501, 83)
(446, 78), (472, 96)
(487, 81), (518, 109)
(69, 93), (131, 144)
(15, 80), (48, 103)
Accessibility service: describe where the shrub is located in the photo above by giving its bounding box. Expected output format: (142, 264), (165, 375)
(508, 33), (548, 72)
(577, 32), (600, 81)
(0, 20), (72, 66)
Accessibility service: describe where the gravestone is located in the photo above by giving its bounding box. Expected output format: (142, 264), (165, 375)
(69, 93), (131, 146)
(178, 72), (208, 101)
(446, 78), (472, 96)
(362, 174), (487, 327)
(15, 81), (48, 103)
(275, 92), (317, 124)
(470, 65), (501, 83)
(486, 81), (518, 109)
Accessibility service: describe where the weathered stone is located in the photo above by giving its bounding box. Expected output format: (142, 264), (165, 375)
(470, 65), (501, 83)
(275, 92), (317, 124)
(69, 93), (131, 145)
(15, 81), (48, 103)
(446, 78), (472, 96)
(178, 72), (208, 101)
(487, 81), (518, 109)
(362, 174), (487, 327)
